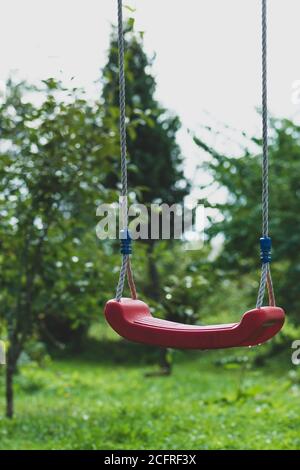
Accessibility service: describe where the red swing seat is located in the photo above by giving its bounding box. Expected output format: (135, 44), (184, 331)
(105, 298), (285, 350)
(104, 0), (285, 351)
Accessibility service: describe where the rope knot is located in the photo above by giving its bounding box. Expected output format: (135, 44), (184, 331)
(260, 236), (272, 264)
(120, 229), (132, 255)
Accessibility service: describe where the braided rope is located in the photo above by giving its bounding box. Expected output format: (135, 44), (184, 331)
(115, 0), (273, 308)
(261, 0), (269, 239)
(116, 254), (128, 301)
(256, 0), (275, 308)
(127, 258), (137, 300)
(115, 0), (137, 301)
(266, 267), (276, 306)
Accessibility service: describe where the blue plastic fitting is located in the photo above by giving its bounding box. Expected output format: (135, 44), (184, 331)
(120, 229), (132, 255)
(260, 237), (272, 264)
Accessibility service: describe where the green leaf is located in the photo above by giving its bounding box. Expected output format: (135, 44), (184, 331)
(124, 5), (136, 13)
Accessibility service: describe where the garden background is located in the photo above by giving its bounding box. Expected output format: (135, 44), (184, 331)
(0, 0), (300, 450)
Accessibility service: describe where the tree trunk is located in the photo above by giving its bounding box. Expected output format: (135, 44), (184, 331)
(6, 359), (15, 419)
(146, 242), (160, 302)
(159, 348), (172, 376)
(5, 338), (20, 419)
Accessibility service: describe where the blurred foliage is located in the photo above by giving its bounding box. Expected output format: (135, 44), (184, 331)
(194, 118), (300, 323)
(0, 15), (299, 425)
(0, 78), (122, 354)
(102, 21), (189, 205)
(153, 241), (214, 323)
(0, 77), (132, 418)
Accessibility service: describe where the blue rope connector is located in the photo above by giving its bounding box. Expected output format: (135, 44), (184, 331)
(120, 229), (132, 255)
(260, 237), (272, 264)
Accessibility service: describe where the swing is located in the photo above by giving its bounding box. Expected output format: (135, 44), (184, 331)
(104, 0), (285, 349)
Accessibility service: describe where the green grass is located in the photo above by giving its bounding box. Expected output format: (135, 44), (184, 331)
(0, 338), (299, 450)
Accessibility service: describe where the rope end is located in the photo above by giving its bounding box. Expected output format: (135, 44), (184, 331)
(120, 229), (132, 255)
(260, 236), (272, 264)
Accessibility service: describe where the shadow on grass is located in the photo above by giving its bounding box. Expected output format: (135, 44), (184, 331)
(54, 337), (162, 366)
(52, 337), (212, 368)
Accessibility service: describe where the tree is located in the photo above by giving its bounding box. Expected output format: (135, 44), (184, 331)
(102, 21), (190, 373)
(194, 117), (300, 323)
(0, 78), (119, 417)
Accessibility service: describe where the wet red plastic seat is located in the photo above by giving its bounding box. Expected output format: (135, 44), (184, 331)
(104, 298), (285, 350)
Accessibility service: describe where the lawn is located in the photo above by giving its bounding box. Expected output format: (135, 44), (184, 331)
(0, 338), (299, 450)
